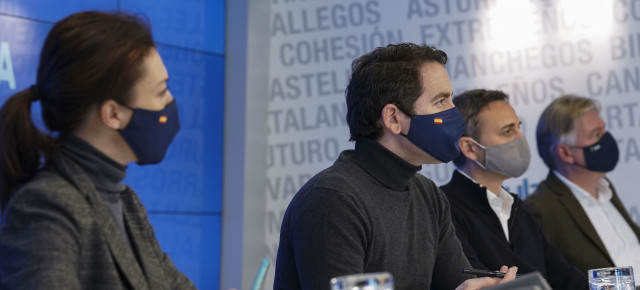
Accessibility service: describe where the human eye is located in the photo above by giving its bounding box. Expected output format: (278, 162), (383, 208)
(503, 124), (519, 136)
(159, 86), (170, 97)
(434, 96), (449, 108)
(594, 130), (603, 139)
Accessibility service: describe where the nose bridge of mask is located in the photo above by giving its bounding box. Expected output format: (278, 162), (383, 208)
(571, 131), (608, 151)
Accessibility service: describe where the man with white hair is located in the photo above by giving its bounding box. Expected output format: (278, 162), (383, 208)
(525, 94), (640, 281)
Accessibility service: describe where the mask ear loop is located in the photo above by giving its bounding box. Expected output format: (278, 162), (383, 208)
(398, 107), (414, 138)
(468, 138), (488, 169)
(562, 143), (591, 170)
(116, 101), (136, 111)
(112, 101), (137, 132)
(468, 137), (487, 149)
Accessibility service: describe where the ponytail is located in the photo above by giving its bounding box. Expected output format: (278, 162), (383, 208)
(1, 11), (155, 210)
(0, 87), (54, 210)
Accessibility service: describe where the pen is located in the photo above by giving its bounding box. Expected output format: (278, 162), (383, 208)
(251, 258), (270, 290)
(461, 268), (521, 278)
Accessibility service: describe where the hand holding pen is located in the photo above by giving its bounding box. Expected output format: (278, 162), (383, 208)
(455, 266), (519, 290)
(462, 268), (523, 278)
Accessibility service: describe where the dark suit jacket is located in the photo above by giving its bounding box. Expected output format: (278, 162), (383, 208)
(0, 150), (195, 289)
(441, 171), (586, 290)
(524, 171), (640, 274)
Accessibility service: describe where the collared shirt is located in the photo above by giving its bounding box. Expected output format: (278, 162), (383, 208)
(457, 169), (514, 241)
(554, 171), (640, 282)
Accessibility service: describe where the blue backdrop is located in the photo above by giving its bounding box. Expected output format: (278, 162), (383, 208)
(0, 1), (225, 289)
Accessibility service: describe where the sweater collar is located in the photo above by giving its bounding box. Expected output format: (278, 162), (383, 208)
(351, 138), (422, 191)
(60, 134), (127, 193)
(449, 170), (487, 200)
(448, 170), (518, 205)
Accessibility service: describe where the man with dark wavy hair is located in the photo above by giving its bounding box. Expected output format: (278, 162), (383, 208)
(274, 43), (517, 290)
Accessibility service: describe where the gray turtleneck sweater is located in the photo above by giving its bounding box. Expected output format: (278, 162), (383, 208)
(0, 134), (196, 289)
(274, 138), (472, 290)
(61, 134), (131, 246)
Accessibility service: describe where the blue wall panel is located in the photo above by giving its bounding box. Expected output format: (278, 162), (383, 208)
(0, 15), (49, 94)
(0, 0), (116, 23)
(149, 214), (221, 290)
(0, 2), (225, 289)
(123, 46), (224, 213)
(120, 0), (225, 54)
(0, 14), (51, 132)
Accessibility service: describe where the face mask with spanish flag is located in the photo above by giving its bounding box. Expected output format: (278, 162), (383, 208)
(400, 106), (466, 163)
(119, 99), (180, 165)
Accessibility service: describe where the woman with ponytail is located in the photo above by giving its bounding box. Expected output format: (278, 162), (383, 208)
(0, 11), (194, 289)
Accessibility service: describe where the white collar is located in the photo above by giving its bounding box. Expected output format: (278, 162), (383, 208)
(553, 170), (612, 203)
(456, 169), (514, 203)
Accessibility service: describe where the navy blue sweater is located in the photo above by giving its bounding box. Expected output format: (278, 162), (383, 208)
(440, 170), (587, 290)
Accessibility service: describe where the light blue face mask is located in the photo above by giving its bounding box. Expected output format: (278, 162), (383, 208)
(470, 136), (531, 177)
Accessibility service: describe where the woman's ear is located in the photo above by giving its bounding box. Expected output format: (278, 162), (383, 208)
(99, 100), (131, 130)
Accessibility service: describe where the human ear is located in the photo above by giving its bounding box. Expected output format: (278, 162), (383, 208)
(99, 99), (130, 130)
(555, 144), (575, 164)
(381, 104), (407, 135)
(459, 136), (479, 161)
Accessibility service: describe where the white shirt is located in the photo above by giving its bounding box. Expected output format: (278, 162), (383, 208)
(554, 171), (640, 282)
(457, 169), (514, 241)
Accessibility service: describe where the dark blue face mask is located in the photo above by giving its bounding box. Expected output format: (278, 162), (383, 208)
(573, 131), (619, 172)
(119, 100), (180, 165)
(400, 107), (466, 163)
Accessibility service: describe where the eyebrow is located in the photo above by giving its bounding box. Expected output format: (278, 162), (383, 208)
(589, 127), (603, 135)
(500, 121), (521, 131)
(157, 77), (169, 86)
(430, 91), (452, 102)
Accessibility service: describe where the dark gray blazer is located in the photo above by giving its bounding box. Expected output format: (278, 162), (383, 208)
(0, 150), (195, 289)
(524, 171), (640, 275)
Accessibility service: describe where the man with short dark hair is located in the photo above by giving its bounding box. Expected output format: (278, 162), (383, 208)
(439, 89), (587, 289)
(274, 44), (517, 290)
(525, 95), (640, 282)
